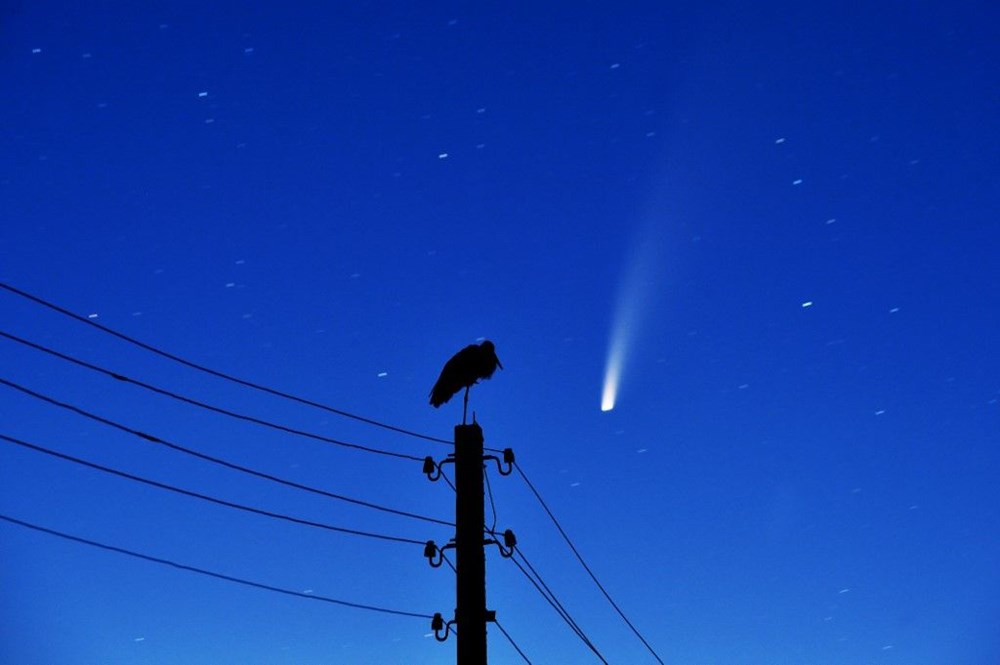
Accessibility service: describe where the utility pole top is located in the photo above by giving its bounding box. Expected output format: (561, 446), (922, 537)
(455, 422), (483, 438)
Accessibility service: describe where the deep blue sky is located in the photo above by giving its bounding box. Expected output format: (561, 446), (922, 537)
(2, 1), (998, 663)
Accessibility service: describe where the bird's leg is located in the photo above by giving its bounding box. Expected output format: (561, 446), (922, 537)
(463, 386), (470, 425)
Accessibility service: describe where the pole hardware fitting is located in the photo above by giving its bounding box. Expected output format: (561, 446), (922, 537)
(485, 528), (517, 558)
(483, 447), (515, 476)
(431, 612), (456, 642)
(422, 454), (455, 482)
(423, 539), (456, 568)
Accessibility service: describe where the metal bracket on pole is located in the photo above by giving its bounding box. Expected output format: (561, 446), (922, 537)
(483, 448), (515, 476)
(423, 454), (455, 482)
(424, 539), (456, 568)
(485, 528), (517, 558)
(431, 612), (456, 642)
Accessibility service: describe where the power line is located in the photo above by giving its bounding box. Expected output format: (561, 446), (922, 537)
(507, 553), (582, 640)
(0, 433), (428, 546)
(515, 462), (664, 664)
(0, 281), (451, 445)
(0, 378), (454, 528)
(513, 547), (591, 644)
(508, 551), (608, 664)
(494, 619), (533, 664)
(0, 330), (425, 463)
(0, 513), (433, 620)
(441, 551), (457, 574)
(484, 466), (499, 534)
(440, 467), (457, 493)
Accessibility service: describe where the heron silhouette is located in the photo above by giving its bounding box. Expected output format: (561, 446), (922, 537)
(429, 340), (503, 424)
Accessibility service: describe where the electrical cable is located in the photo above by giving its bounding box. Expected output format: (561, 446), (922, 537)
(0, 433), (429, 546)
(0, 330), (425, 463)
(0, 281), (451, 445)
(512, 547), (590, 643)
(484, 466), (499, 534)
(440, 467), (457, 493)
(515, 462), (664, 664)
(0, 378), (454, 527)
(0, 513), (433, 620)
(441, 551), (457, 574)
(508, 552), (608, 664)
(494, 618), (533, 665)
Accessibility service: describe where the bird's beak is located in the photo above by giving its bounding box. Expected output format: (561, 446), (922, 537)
(496, 356), (503, 370)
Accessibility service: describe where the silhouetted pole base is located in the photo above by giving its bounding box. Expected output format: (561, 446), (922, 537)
(455, 423), (487, 665)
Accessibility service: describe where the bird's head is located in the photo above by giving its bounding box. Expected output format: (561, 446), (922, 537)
(481, 340), (503, 369)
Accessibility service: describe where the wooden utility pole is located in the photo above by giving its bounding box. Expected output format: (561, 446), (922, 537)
(454, 422), (487, 664)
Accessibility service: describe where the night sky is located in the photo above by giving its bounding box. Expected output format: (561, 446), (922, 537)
(2, 2), (998, 663)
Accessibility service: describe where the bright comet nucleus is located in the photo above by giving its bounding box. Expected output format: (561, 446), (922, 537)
(600, 387), (616, 412)
(601, 339), (624, 411)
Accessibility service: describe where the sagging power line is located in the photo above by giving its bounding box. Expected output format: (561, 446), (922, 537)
(508, 547), (608, 663)
(0, 377), (454, 528)
(0, 330), (425, 463)
(515, 461), (665, 664)
(0, 281), (451, 445)
(0, 513), (433, 620)
(494, 619), (533, 664)
(0, 433), (430, 546)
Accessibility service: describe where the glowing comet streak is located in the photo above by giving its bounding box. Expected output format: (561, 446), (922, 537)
(601, 295), (635, 412)
(601, 225), (660, 412)
(600, 348), (621, 411)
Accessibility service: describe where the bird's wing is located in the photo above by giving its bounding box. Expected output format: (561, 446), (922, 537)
(429, 354), (464, 406)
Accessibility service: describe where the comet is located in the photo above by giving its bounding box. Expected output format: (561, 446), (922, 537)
(600, 282), (641, 412)
(600, 293), (634, 412)
(600, 359), (619, 411)
(601, 222), (662, 412)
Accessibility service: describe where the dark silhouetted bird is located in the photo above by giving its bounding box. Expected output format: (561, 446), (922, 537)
(429, 340), (503, 423)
